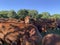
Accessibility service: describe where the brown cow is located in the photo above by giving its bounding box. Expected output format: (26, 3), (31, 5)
(4, 31), (21, 45)
(35, 18), (57, 32)
(4, 23), (42, 45)
(0, 16), (42, 45)
(56, 19), (60, 29)
(42, 34), (60, 45)
(19, 24), (42, 45)
(0, 22), (21, 45)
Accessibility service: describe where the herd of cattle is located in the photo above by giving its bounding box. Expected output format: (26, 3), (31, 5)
(0, 16), (60, 45)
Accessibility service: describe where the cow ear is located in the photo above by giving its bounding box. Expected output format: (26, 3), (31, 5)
(24, 16), (30, 24)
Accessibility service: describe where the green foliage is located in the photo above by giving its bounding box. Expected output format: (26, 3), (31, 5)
(0, 11), (8, 18)
(41, 12), (51, 19)
(28, 10), (38, 19)
(0, 9), (60, 19)
(7, 10), (17, 18)
(37, 14), (43, 19)
(17, 9), (29, 19)
(52, 14), (60, 19)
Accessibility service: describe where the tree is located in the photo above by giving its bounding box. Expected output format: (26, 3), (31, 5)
(28, 10), (38, 19)
(0, 11), (8, 18)
(52, 14), (60, 19)
(17, 9), (29, 19)
(7, 10), (17, 18)
(41, 12), (51, 19)
(37, 14), (43, 19)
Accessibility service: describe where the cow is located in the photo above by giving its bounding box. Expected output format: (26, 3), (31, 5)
(42, 34), (60, 45)
(0, 16), (42, 45)
(4, 31), (21, 45)
(3, 23), (42, 45)
(24, 24), (42, 45)
(30, 18), (49, 33)
(56, 19), (60, 30)
(46, 18), (57, 30)
(36, 18), (57, 32)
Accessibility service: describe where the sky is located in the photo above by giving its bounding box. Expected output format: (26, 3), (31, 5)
(0, 0), (60, 15)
